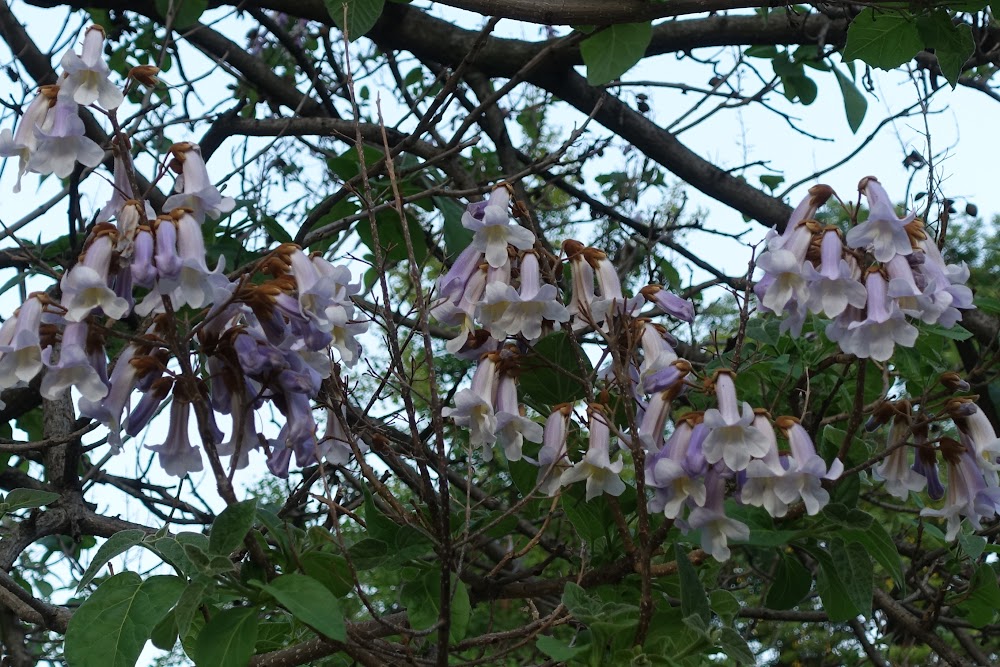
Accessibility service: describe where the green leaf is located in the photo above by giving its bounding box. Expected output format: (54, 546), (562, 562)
(959, 531), (988, 560)
(580, 22), (653, 86)
(259, 574), (346, 641)
(154, 0), (208, 29)
(301, 552), (354, 597)
(709, 590), (740, 623)
(810, 540), (873, 621)
(916, 10), (975, 86)
(675, 543), (711, 624)
(716, 627), (754, 664)
(833, 65), (868, 133)
(2, 488), (59, 513)
(842, 516), (905, 594)
(356, 209), (428, 265)
(434, 196), (473, 260)
(759, 174), (785, 192)
(150, 612), (178, 651)
(921, 323), (973, 341)
(175, 580), (208, 638)
(65, 573), (185, 667)
(78, 530), (146, 590)
(325, 0), (385, 41)
(536, 635), (587, 661)
(843, 8), (923, 70)
(193, 607), (259, 667)
(765, 552), (812, 610)
(957, 565), (1000, 627)
(518, 332), (593, 407)
(399, 569), (471, 642)
(208, 499), (257, 556)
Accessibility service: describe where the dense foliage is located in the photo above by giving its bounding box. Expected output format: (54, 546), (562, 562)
(0, 1), (999, 666)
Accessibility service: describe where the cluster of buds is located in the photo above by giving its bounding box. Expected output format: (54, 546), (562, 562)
(755, 178), (973, 361)
(867, 383), (1000, 540)
(0, 26), (369, 478)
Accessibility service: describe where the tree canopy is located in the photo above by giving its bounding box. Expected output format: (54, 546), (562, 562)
(1, 1), (1000, 666)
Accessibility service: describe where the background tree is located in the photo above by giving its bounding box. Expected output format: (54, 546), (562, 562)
(0, 1), (999, 666)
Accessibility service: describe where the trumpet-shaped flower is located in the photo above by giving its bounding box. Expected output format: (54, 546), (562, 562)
(162, 143), (236, 221)
(463, 186), (535, 268)
(28, 98), (104, 179)
(560, 405), (625, 501)
(702, 371), (771, 471)
(59, 26), (123, 109)
(845, 176), (914, 262)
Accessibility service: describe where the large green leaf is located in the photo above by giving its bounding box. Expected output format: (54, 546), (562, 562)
(916, 10), (975, 86)
(399, 570), (471, 643)
(325, 0), (385, 41)
(65, 573), (185, 667)
(765, 552), (812, 610)
(580, 23), (653, 86)
(675, 543), (711, 624)
(833, 65), (867, 133)
(518, 332), (593, 407)
(154, 0), (207, 29)
(259, 574), (346, 641)
(843, 8), (923, 70)
(208, 499), (257, 555)
(810, 540), (873, 621)
(193, 607), (259, 667)
(3, 488), (59, 513)
(78, 529), (146, 590)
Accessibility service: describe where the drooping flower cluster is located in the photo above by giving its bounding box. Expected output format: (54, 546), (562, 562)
(434, 185), (847, 561)
(866, 387), (1000, 540)
(0, 27), (369, 478)
(755, 178), (973, 361)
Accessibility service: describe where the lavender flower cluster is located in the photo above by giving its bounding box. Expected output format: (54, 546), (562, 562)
(0, 26), (368, 478)
(869, 391), (1000, 541)
(755, 179), (973, 361)
(434, 186), (847, 561)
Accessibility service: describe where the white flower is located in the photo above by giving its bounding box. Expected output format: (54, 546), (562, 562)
(59, 25), (123, 109)
(463, 186), (535, 268)
(28, 98), (104, 179)
(162, 143), (236, 221)
(560, 405), (625, 501)
(702, 371), (771, 472)
(845, 176), (914, 262)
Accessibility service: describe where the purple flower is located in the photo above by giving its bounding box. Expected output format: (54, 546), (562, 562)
(921, 437), (1000, 540)
(536, 403), (573, 495)
(840, 270), (918, 362)
(640, 284), (694, 322)
(560, 404), (625, 501)
(146, 395), (204, 477)
(0, 86), (55, 192)
(803, 228), (867, 318)
(702, 371), (771, 472)
(28, 97), (104, 179)
(494, 371), (542, 462)
(443, 352), (500, 452)
(845, 176), (914, 262)
(755, 221), (813, 315)
(162, 143), (236, 222)
(41, 321), (107, 401)
(59, 25), (123, 109)
(773, 416), (843, 515)
(646, 416), (708, 519)
(60, 230), (129, 322)
(873, 405), (925, 500)
(0, 294), (45, 389)
(479, 251), (569, 341)
(463, 185), (535, 268)
(685, 467), (750, 562)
